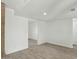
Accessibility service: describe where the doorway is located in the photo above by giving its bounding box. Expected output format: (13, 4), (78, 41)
(28, 21), (38, 48)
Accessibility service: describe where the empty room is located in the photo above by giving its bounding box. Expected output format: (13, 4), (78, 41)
(1, 0), (77, 59)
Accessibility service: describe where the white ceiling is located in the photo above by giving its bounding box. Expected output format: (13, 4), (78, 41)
(2, 0), (77, 21)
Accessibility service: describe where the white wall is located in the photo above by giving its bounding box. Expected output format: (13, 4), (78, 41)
(28, 19), (48, 44)
(28, 18), (75, 48)
(28, 21), (38, 40)
(46, 19), (73, 48)
(37, 22), (48, 44)
(37, 19), (74, 48)
(5, 7), (28, 54)
(73, 18), (77, 45)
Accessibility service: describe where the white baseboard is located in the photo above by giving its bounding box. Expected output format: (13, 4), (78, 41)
(5, 47), (28, 55)
(47, 41), (73, 48)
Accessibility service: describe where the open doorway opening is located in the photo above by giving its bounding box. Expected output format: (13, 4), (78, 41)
(28, 21), (38, 48)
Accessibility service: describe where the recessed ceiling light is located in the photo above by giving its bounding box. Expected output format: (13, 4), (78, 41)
(43, 12), (47, 15)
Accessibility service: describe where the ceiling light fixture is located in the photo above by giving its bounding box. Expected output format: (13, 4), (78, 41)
(43, 12), (47, 15)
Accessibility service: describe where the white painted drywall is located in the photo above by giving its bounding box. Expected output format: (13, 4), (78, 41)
(37, 18), (74, 48)
(28, 21), (38, 40)
(5, 7), (28, 54)
(73, 18), (77, 45)
(46, 19), (73, 48)
(37, 22), (48, 44)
